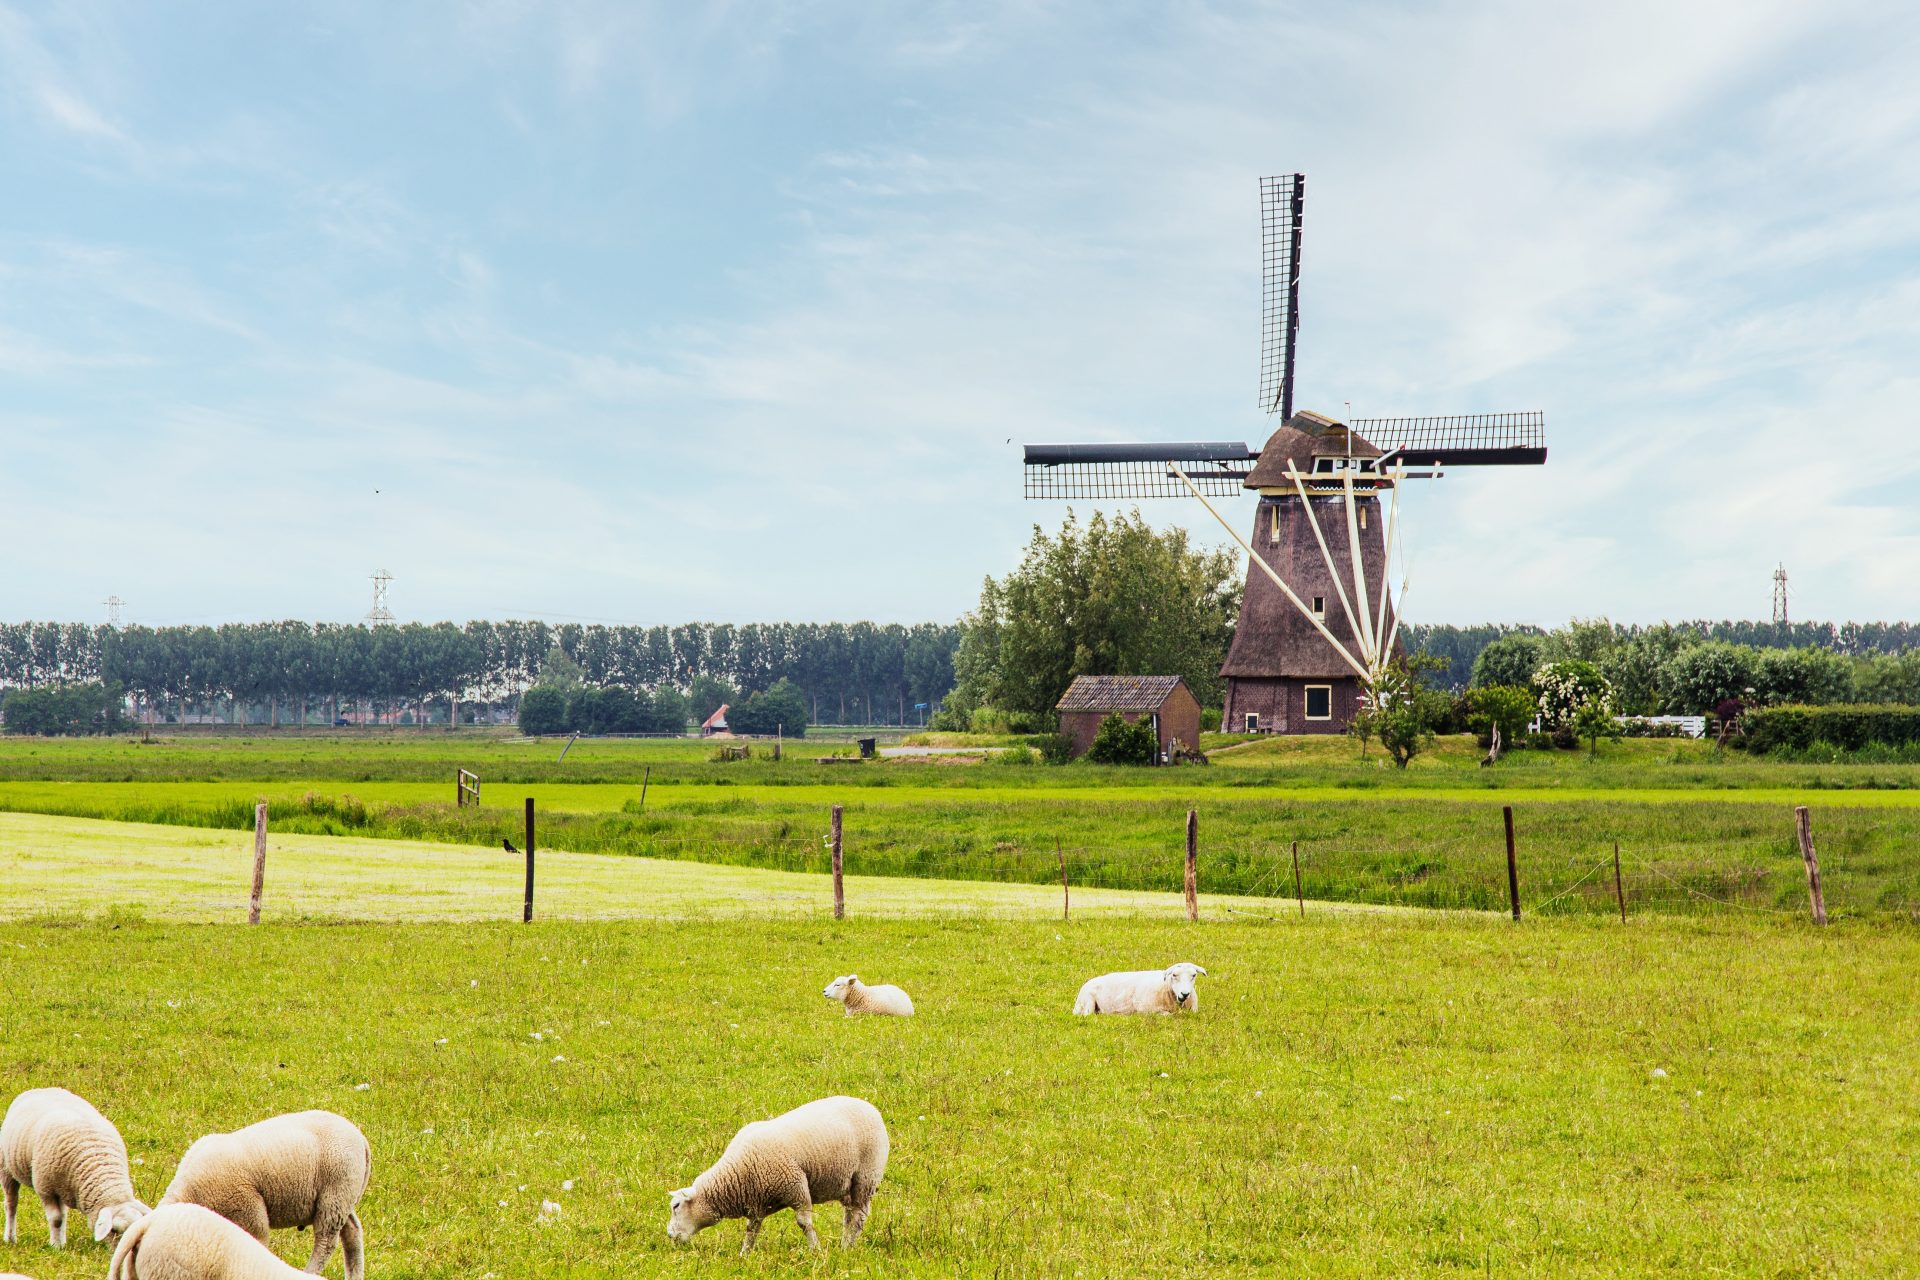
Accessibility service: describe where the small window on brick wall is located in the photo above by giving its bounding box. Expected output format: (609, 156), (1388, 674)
(1305, 685), (1332, 720)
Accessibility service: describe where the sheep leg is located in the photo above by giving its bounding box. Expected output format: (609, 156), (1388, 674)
(44, 1194), (65, 1247)
(842, 1200), (870, 1248)
(305, 1209), (345, 1277)
(226, 1197), (271, 1245)
(2, 1172), (16, 1243)
(791, 1205), (821, 1250)
(737, 1217), (762, 1256)
(339, 1212), (364, 1280)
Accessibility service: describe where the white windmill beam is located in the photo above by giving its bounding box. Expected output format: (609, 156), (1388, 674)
(1168, 462), (1372, 683)
(1281, 462), (1374, 668)
(1373, 471), (1402, 662)
(1340, 471), (1379, 661)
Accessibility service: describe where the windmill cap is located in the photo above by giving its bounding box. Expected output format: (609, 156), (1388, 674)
(1243, 410), (1381, 489)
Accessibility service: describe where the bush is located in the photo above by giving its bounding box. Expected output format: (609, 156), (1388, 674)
(1463, 685), (1534, 747)
(0, 681), (130, 736)
(729, 678), (810, 738)
(995, 744), (1038, 766)
(1660, 643), (1757, 715)
(1744, 704), (1920, 754)
(1036, 732), (1075, 765)
(1471, 635), (1543, 688)
(1200, 707), (1222, 731)
(1086, 713), (1158, 765)
(517, 686), (570, 736)
(1534, 661), (1611, 730)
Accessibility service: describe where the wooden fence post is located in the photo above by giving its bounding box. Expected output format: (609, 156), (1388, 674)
(1795, 805), (1828, 925)
(1503, 806), (1520, 921)
(1291, 839), (1304, 918)
(1184, 809), (1198, 921)
(638, 764), (651, 812)
(1057, 839), (1069, 921)
(248, 803), (267, 924)
(1612, 840), (1627, 923)
(831, 805), (845, 920)
(523, 798), (535, 924)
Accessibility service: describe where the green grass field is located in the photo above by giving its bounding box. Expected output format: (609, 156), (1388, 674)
(2, 733), (1916, 1275)
(0, 904), (1913, 1277)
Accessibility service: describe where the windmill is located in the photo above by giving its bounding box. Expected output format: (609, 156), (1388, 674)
(1022, 173), (1547, 734)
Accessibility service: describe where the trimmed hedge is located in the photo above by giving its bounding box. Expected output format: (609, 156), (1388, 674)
(1743, 704), (1920, 753)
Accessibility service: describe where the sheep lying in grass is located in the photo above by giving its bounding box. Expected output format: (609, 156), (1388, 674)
(668, 1096), (888, 1255)
(1072, 963), (1207, 1015)
(0, 1087), (151, 1247)
(821, 974), (914, 1017)
(159, 1111), (369, 1280)
(109, 1203), (310, 1280)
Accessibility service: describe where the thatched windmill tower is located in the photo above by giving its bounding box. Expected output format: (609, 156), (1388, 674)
(1023, 174), (1547, 733)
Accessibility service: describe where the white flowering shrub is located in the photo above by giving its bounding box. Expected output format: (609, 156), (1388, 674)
(1535, 660), (1612, 729)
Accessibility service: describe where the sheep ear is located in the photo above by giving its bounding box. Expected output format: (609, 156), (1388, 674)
(93, 1210), (115, 1242)
(1194, 966), (1207, 976)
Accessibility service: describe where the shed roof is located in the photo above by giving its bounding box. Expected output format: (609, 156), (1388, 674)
(701, 703), (730, 729)
(1055, 675), (1191, 713)
(1243, 409), (1382, 490)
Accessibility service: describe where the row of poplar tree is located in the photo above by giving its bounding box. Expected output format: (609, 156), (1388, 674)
(0, 620), (960, 727)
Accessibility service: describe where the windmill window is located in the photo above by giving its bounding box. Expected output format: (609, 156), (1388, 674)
(1304, 685), (1333, 720)
(1244, 713), (1260, 733)
(1311, 595), (1326, 619)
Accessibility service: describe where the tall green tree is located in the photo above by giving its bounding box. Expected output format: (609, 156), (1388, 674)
(951, 510), (1240, 718)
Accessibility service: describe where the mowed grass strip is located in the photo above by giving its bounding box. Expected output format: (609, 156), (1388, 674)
(0, 813), (1334, 922)
(4, 783), (1917, 917)
(0, 912), (1914, 1277)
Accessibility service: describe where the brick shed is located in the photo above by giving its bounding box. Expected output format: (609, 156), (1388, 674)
(1055, 675), (1203, 763)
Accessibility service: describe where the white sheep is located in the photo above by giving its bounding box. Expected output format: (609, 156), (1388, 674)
(821, 974), (914, 1017)
(0, 1087), (151, 1247)
(1072, 962), (1207, 1015)
(109, 1203), (311, 1280)
(158, 1111), (369, 1280)
(667, 1096), (888, 1255)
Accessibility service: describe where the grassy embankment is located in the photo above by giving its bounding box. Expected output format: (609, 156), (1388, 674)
(1, 735), (1916, 916)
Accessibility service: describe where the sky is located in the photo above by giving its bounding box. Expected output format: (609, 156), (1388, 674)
(2, 0), (1917, 629)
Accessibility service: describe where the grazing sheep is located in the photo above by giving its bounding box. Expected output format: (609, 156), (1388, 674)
(667, 1096), (888, 1255)
(821, 975), (914, 1017)
(1072, 962), (1207, 1015)
(108, 1203), (309, 1280)
(159, 1111), (369, 1280)
(0, 1087), (151, 1247)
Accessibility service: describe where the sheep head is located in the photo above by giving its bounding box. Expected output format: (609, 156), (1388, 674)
(666, 1187), (712, 1242)
(91, 1200), (151, 1242)
(1163, 963), (1207, 1008)
(822, 975), (861, 1002)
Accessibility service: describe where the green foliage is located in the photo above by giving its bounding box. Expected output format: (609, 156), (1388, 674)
(1086, 712), (1158, 765)
(951, 510), (1239, 718)
(1755, 646), (1852, 706)
(1659, 642), (1757, 715)
(728, 678), (809, 738)
(1365, 661), (1452, 769)
(0, 681), (129, 736)
(537, 645), (586, 690)
(516, 686), (570, 736)
(1463, 685), (1535, 751)
(1200, 707), (1222, 731)
(1744, 705), (1920, 754)
(1574, 696), (1623, 758)
(1534, 660), (1612, 729)
(1470, 635), (1544, 689)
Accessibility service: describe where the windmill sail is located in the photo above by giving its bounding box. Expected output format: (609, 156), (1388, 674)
(1023, 442), (1254, 498)
(1259, 173), (1305, 418)
(1349, 412), (1547, 466)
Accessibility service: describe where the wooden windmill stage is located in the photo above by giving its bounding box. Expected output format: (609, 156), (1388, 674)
(1023, 174), (1547, 734)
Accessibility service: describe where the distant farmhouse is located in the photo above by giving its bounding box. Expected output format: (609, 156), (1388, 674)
(1055, 675), (1201, 763)
(700, 704), (731, 736)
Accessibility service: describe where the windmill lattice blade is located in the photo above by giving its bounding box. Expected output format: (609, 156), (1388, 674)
(1259, 173), (1305, 417)
(1350, 411), (1547, 465)
(1023, 442), (1252, 499)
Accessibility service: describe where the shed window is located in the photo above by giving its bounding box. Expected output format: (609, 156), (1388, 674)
(1244, 713), (1260, 733)
(1304, 685), (1333, 720)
